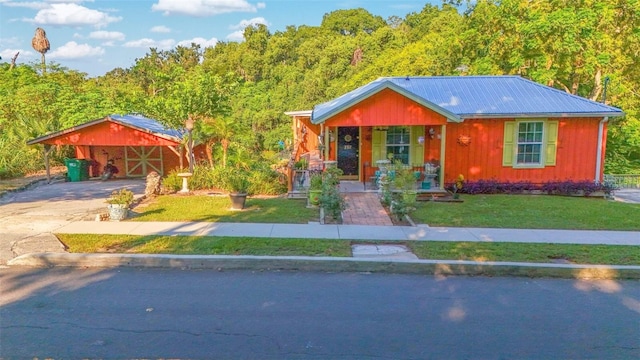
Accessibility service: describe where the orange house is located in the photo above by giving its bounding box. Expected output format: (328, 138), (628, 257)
(287, 76), (624, 189)
(27, 114), (203, 179)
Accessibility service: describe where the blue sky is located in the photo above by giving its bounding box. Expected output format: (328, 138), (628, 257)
(0, 0), (434, 77)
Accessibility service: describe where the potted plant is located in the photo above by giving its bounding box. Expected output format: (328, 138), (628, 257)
(308, 172), (323, 206)
(220, 170), (250, 210)
(106, 188), (134, 220)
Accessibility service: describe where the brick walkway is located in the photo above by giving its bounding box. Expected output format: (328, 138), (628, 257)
(341, 192), (393, 226)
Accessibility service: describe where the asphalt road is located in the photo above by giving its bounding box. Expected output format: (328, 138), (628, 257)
(1, 268), (638, 359)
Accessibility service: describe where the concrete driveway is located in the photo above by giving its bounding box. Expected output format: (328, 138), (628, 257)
(614, 188), (640, 204)
(0, 178), (145, 265)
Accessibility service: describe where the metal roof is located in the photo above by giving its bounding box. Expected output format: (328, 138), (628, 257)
(27, 114), (184, 145)
(108, 114), (183, 141)
(311, 76), (624, 124)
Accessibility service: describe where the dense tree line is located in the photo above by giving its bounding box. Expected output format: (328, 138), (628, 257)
(1, 0), (638, 178)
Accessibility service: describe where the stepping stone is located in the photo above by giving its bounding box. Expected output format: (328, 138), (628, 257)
(351, 244), (418, 260)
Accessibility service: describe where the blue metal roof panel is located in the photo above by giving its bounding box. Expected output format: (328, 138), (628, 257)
(109, 114), (184, 140)
(312, 76), (623, 123)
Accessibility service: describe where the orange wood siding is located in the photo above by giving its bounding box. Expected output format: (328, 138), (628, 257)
(295, 117), (321, 158)
(444, 118), (603, 183)
(324, 88), (448, 127)
(45, 121), (180, 146)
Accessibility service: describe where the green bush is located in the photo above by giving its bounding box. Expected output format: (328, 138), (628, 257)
(248, 165), (287, 195)
(161, 170), (183, 193)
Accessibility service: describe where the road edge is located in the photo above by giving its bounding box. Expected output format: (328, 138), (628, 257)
(8, 253), (640, 279)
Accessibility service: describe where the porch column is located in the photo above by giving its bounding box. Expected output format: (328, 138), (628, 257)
(440, 124), (446, 189)
(324, 126), (330, 160)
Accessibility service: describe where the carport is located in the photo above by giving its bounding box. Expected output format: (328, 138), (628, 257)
(27, 114), (201, 181)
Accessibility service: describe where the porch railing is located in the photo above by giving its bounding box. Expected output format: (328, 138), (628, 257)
(604, 174), (640, 189)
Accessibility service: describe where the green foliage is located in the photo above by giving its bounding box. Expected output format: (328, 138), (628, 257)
(309, 172), (323, 190)
(106, 188), (134, 206)
(161, 171), (183, 193)
(2, 0), (640, 178)
(319, 167), (346, 221)
(389, 161), (418, 220)
(247, 164), (287, 195)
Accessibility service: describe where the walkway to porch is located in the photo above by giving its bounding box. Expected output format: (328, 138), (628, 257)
(339, 181), (393, 226)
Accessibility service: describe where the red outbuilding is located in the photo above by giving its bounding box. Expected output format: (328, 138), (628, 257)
(27, 114), (202, 180)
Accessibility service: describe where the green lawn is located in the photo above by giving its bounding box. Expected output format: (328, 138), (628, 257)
(56, 234), (640, 265)
(131, 195), (318, 223)
(408, 241), (640, 265)
(57, 234), (351, 257)
(411, 194), (640, 230)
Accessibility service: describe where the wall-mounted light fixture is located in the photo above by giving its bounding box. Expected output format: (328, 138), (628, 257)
(418, 136), (425, 145)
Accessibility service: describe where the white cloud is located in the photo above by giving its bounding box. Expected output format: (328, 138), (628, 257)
(32, 3), (121, 28)
(48, 41), (105, 59)
(89, 30), (125, 41)
(123, 38), (175, 49)
(0, 48), (35, 61)
(226, 30), (244, 42)
(227, 17), (268, 41)
(177, 37), (217, 48)
(2, 1), (50, 9)
(229, 16), (268, 29)
(150, 25), (171, 33)
(152, 0), (264, 17)
(46, 0), (93, 3)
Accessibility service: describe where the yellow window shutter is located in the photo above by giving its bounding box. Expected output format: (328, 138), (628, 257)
(545, 120), (558, 166)
(410, 126), (425, 166)
(502, 122), (516, 166)
(372, 129), (385, 163)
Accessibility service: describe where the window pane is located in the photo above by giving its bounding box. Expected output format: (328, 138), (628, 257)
(516, 121), (543, 164)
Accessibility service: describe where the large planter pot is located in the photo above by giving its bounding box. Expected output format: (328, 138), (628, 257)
(229, 193), (248, 210)
(308, 189), (322, 206)
(108, 204), (129, 221)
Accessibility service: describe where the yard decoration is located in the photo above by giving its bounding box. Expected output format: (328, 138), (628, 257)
(219, 167), (250, 210)
(308, 172), (323, 206)
(106, 188), (134, 221)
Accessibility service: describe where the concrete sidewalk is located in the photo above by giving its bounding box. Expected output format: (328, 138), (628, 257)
(8, 221), (640, 278)
(55, 221), (640, 245)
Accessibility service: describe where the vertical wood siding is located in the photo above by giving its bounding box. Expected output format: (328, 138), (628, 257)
(444, 118), (603, 183)
(324, 88), (448, 127)
(48, 121), (180, 146)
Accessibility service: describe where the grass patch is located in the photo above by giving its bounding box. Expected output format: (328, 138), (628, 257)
(408, 241), (640, 265)
(412, 194), (640, 230)
(57, 234), (351, 257)
(57, 234), (640, 265)
(131, 195), (318, 223)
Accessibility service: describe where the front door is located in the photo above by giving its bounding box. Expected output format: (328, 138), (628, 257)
(337, 127), (359, 179)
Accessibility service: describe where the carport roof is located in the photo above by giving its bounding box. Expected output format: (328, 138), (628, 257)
(27, 114), (184, 145)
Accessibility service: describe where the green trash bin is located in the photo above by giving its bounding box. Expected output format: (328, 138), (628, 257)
(64, 158), (90, 182)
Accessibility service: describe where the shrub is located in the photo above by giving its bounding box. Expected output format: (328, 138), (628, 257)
(450, 179), (615, 196)
(247, 165), (287, 195)
(106, 188), (134, 206)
